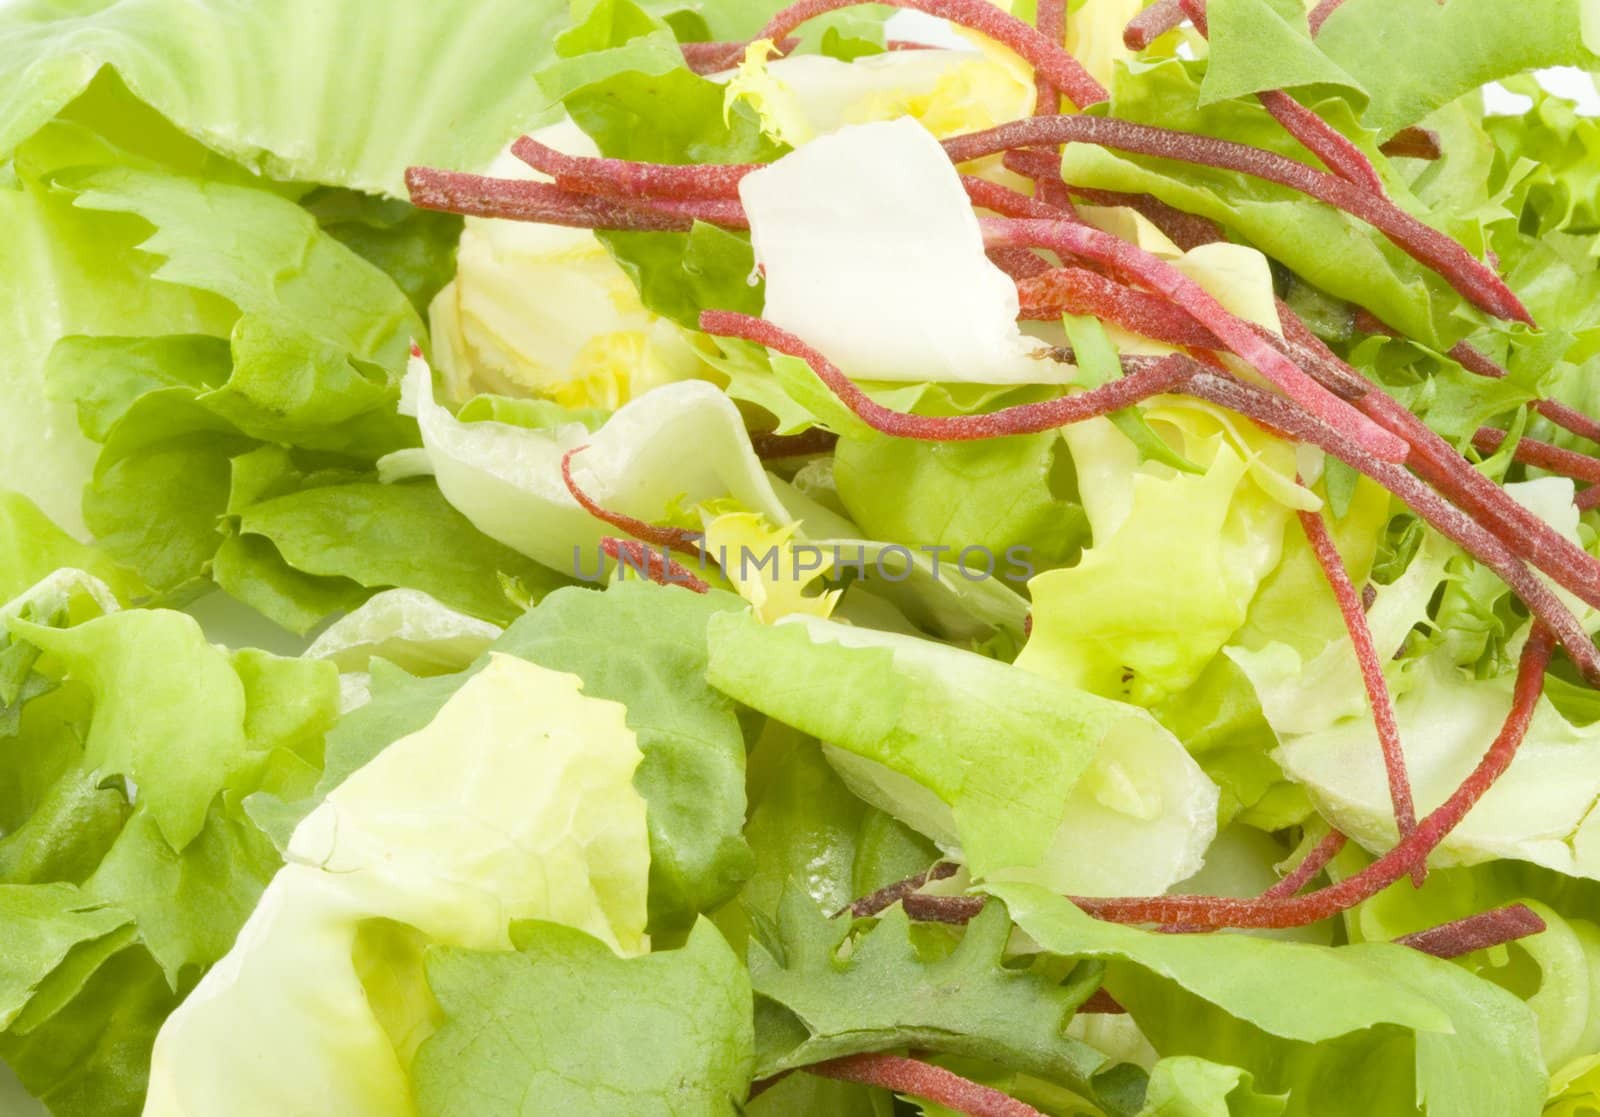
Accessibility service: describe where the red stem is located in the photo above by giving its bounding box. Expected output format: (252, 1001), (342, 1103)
(405, 167), (746, 231)
(1184, 373), (1600, 680)
(513, 135), (752, 202)
(562, 448), (706, 557)
(1308, 0), (1349, 36)
(1016, 265), (1223, 349)
(1298, 503), (1421, 875)
(840, 862), (960, 918)
(1395, 904), (1548, 959)
(1179, 0), (1384, 193)
(1260, 830), (1349, 899)
(807, 1054), (1047, 1117)
(700, 311), (1199, 440)
(679, 37), (937, 75)
(1062, 186), (1226, 251)
(712, 0), (1109, 109)
(599, 538), (711, 593)
(943, 117), (1533, 325)
(1124, 0), (1184, 49)
(750, 428), (841, 460)
(960, 174), (1079, 221)
(1472, 428), (1600, 486)
(989, 246), (1054, 280)
(1070, 624), (1553, 929)
(981, 217), (1409, 462)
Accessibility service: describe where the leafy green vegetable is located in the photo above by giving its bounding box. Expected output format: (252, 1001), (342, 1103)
(1137, 1056), (1286, 1117)
(413, 917), (752, 1116)
(706, 612), (1219, 895)
(994, 884), (1549, 1117)
(1203, 0), (1600, 138)
(144, 654), (653, 1117)
(751, 890), (1106, 1086)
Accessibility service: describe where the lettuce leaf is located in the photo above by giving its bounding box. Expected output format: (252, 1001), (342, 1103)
(995, 884), (1549, 1117)
(1202, 0), (1600, 138)
(0, 0), (574, 196)
(1018, 403), (1302, 708)
(412, 917), (752, 1116)
(143, 654), (652, 1117)
(750, 890), (1108, 1088)
(705, 612), (1219, 896)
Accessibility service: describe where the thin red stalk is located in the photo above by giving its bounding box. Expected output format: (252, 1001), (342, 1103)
(1258, 90), (1385, 192)
(405, 167), (746, 231)
(750, 427), (841, 460)
(1061, 187), (1226, 251)
(1358, 390), (1600, 611)
(679, 36), (935, 75)
(1185, 373), (1600, 680)
(1079, 990), (1127, 1014)
(943, 117), (1533, 324)
(981, 216), (1410, 461)
(905, 893), (987, 924)
(1299, 503), (1421, 877)
(1016, 266), (1223, 349)
(960, 174), (1077, 221)
(1473, 428), (1600, 486)
(1025, 0), (1075, 209)
(1380, 128), (1443, 161)
(807, 1054), (1047, 1117)
(1258, 323), (1600, 613)
(562, 448), (706, 557)
(1357, 315), (1600, 448)
(989, 246), (1054, 280)
(1308, 0), (1349, 36)
(712, 0), (1109, 109)
(1179, 0), (1384, 193)
(1395, 904), (1547, 959)
(513, 135), (752, 201)
(599, 538), (712, 593)
(840, 862), (960, 918)
(1581, 485), (1600, 513)
(1124, 0), (1184, 49)
(699, 311), (1199, 440)
(1260, 831), (1349, 899)
(1070, 624), (1554, 929)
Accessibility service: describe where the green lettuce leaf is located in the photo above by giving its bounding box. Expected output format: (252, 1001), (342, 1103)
(1060, 59), (1481, 346)
(493, 584), (754, 936)
(0, 884), (131, 1031)
(0, 0), (575, 196)
(1201, 0), (1600, 138)
(750, 889), (1107, 1088)
(412, 917), (752, 1116)
(1018, 404), (1303, 708)
(994, 884), (1549, 1117)
(705, 612), (1219, 896)
(144, 653), (653, 1117)
(1137, 1056), (1286, 1117)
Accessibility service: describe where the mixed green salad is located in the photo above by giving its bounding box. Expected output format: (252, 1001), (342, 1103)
(6, 0), (1600, 1113)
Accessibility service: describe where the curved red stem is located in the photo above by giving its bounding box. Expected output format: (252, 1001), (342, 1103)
(1260, 830), (1349, 899)
(1298, 503), (1421, 876)
(1070, 624), (1553, 929)
(981, 216), (1409, 461)
(1124, 0), (1185, 49)
(1016, 265), (1223, 349)
(943, 117), (1532, 325)
(710, 0), (1109, 109)
(599, 538), (711, 594)
(1308, 0), (1349, 36)
(807, 1054), (1047, 1117)
(1472, 428), (1600, 486)
(562, 448), (706, 557)
(700, 311), (1197, 440)
(405, 167), (746, 230)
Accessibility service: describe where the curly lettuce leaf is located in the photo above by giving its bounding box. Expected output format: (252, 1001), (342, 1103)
(995, 884), (1548, 1117)
(413, 917), (752, 1117)
(1019, 402), (1303, 708)
(750, 890), (1107, 1088)
(705, 612), (1219, 895)
(144, 654), (652, 1117)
